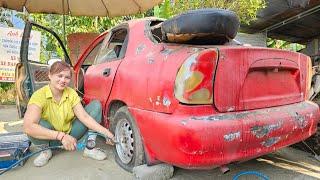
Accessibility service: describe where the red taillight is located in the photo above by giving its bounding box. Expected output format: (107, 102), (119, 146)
(174, 49), (218, 104)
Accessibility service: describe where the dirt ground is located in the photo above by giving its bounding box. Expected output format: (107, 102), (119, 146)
(1, 105), (320, 180)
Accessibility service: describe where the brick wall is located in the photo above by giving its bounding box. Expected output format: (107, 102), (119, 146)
(67, 33), (99, 65)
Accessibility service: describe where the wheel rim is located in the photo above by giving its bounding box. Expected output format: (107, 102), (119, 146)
(115, 118), (134, 164)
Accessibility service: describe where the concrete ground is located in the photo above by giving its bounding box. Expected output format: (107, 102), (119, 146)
(1, 105), (320, 180)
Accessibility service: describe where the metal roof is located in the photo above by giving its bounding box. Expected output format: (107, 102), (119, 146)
(241, 0), (320, 43)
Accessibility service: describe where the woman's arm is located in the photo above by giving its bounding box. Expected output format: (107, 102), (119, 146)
(23, 104), (61, 140)
(73, 103), (114, 140)
(24, 104), (77, 150)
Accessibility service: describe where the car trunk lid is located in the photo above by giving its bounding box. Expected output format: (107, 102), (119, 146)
(214, 47), (310, 112)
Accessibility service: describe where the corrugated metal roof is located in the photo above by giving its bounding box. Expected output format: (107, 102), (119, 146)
(241, 0), (320, 43)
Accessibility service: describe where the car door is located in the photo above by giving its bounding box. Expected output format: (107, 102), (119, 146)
(73, 32), (107, 96)
(15, 21), (71, 118)
(82, 26), (128, 106)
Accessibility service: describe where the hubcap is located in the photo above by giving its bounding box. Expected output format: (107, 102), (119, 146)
(115, 118), (134, 164)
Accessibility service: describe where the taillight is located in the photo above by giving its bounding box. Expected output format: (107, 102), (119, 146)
(174, 49), (218, 104)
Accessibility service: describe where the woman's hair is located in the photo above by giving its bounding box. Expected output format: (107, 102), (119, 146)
(49, 61), (71, 75)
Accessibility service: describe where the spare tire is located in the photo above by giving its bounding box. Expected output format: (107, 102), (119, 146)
(161, 8), (240, 45)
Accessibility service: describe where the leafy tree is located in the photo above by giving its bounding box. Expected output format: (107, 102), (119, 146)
(0, 8), (14, 27)
(154, 0), (266, 24)
(267, 38), (305, 52)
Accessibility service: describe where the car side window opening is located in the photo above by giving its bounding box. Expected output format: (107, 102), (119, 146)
(82, 41), (103, 70)
(77, 41), (103, 95)
(94, 28), (128, 64)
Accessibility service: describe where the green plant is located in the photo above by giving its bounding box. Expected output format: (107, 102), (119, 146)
(0, 82), (15, 104)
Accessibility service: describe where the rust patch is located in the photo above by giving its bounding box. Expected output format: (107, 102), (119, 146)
(224, 131), (241, 142)
(136, 44), (146, 55)
(251, 121), (282, 138)
(261, 137), (281, 147)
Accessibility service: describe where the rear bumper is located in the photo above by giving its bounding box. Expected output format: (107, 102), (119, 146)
(130, 101), (320, 169)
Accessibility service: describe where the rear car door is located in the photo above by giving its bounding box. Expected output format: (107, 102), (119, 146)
(15, 21), (71, 118)
(83, 26), (128, 105)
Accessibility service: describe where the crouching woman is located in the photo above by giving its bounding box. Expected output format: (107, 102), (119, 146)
(23, 61), (115, 167)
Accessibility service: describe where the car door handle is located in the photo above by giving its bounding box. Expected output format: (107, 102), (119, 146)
(103, 68), (111, 76)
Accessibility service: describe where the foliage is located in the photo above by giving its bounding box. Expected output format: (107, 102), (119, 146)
(0, 8), (14, 27)
(154, 0), (266, 24)
(267, 38), (305, 52)
(0, 82), (15, 104)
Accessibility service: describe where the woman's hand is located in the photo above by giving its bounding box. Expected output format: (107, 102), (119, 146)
(104, 130), (115, 146)
(60, 133), (77, 151)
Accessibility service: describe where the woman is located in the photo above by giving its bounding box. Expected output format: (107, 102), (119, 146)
(23, 61), (115, 167)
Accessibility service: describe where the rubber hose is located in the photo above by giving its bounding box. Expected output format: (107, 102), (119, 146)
(232, 171), (269, 180)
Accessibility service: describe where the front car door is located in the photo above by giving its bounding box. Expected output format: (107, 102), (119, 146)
(15, 21), (71, 118)
(83, 25), (128, 107)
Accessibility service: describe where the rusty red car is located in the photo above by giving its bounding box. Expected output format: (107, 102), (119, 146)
(15, 9), (320, 172)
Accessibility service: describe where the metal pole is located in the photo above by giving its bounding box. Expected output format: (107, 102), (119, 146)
(62, 0), (66, 45)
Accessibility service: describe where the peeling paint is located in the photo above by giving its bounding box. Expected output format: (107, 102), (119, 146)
(146, 52), (155, 64)
(160, 46), (184, 60)
(136, 44), (146, 55)
(181, 120), (188, 126)
(147, 58), (155, 64)
(224, 131), (241, 142)
(261, 137), (281, 147)
(190, 112), (249, 121)
(227, 106), (235, 112)
(190, 48), (205, 53)
(251, 121), (283, 138)
(163, 96), (171, 107)
(155, 96), (161, 106)
(189, 102), (313, 122)
(294, 112), (308, 128)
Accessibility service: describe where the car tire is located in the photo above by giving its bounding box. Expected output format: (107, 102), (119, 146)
(161, 8), (240, 44)
(111, 106), (145, 172)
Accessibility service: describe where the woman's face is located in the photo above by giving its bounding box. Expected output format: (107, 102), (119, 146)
(49, 69), (71, 91)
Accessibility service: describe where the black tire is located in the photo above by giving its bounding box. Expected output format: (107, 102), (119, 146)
(111, 106), (145, 172)
(161, 8), (240, 44)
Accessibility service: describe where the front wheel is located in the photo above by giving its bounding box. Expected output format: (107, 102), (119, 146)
(111, 106), (145, 172)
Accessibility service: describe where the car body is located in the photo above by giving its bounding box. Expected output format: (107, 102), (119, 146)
(16, 16), (320, 171)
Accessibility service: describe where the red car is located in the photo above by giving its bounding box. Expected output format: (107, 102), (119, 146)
(16, 9), (320, 172)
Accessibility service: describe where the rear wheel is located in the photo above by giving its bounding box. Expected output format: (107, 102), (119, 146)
(111, 106), (145, 172)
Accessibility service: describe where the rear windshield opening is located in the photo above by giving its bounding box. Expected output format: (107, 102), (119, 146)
(150, 20), (163, 43)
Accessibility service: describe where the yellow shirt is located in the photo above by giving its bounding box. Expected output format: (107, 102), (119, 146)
(28, 85), (81, 133)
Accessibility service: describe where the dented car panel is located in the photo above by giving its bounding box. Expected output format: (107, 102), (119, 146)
(129, 101), (319, 169)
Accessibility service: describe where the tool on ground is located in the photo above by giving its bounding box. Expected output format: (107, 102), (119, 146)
(0, 131), (116, 175)
(0, 132), (31, 172)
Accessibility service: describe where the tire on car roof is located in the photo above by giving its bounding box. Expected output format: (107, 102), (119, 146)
(111, 106), (145, 172)
(161, 8), (240, 45)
